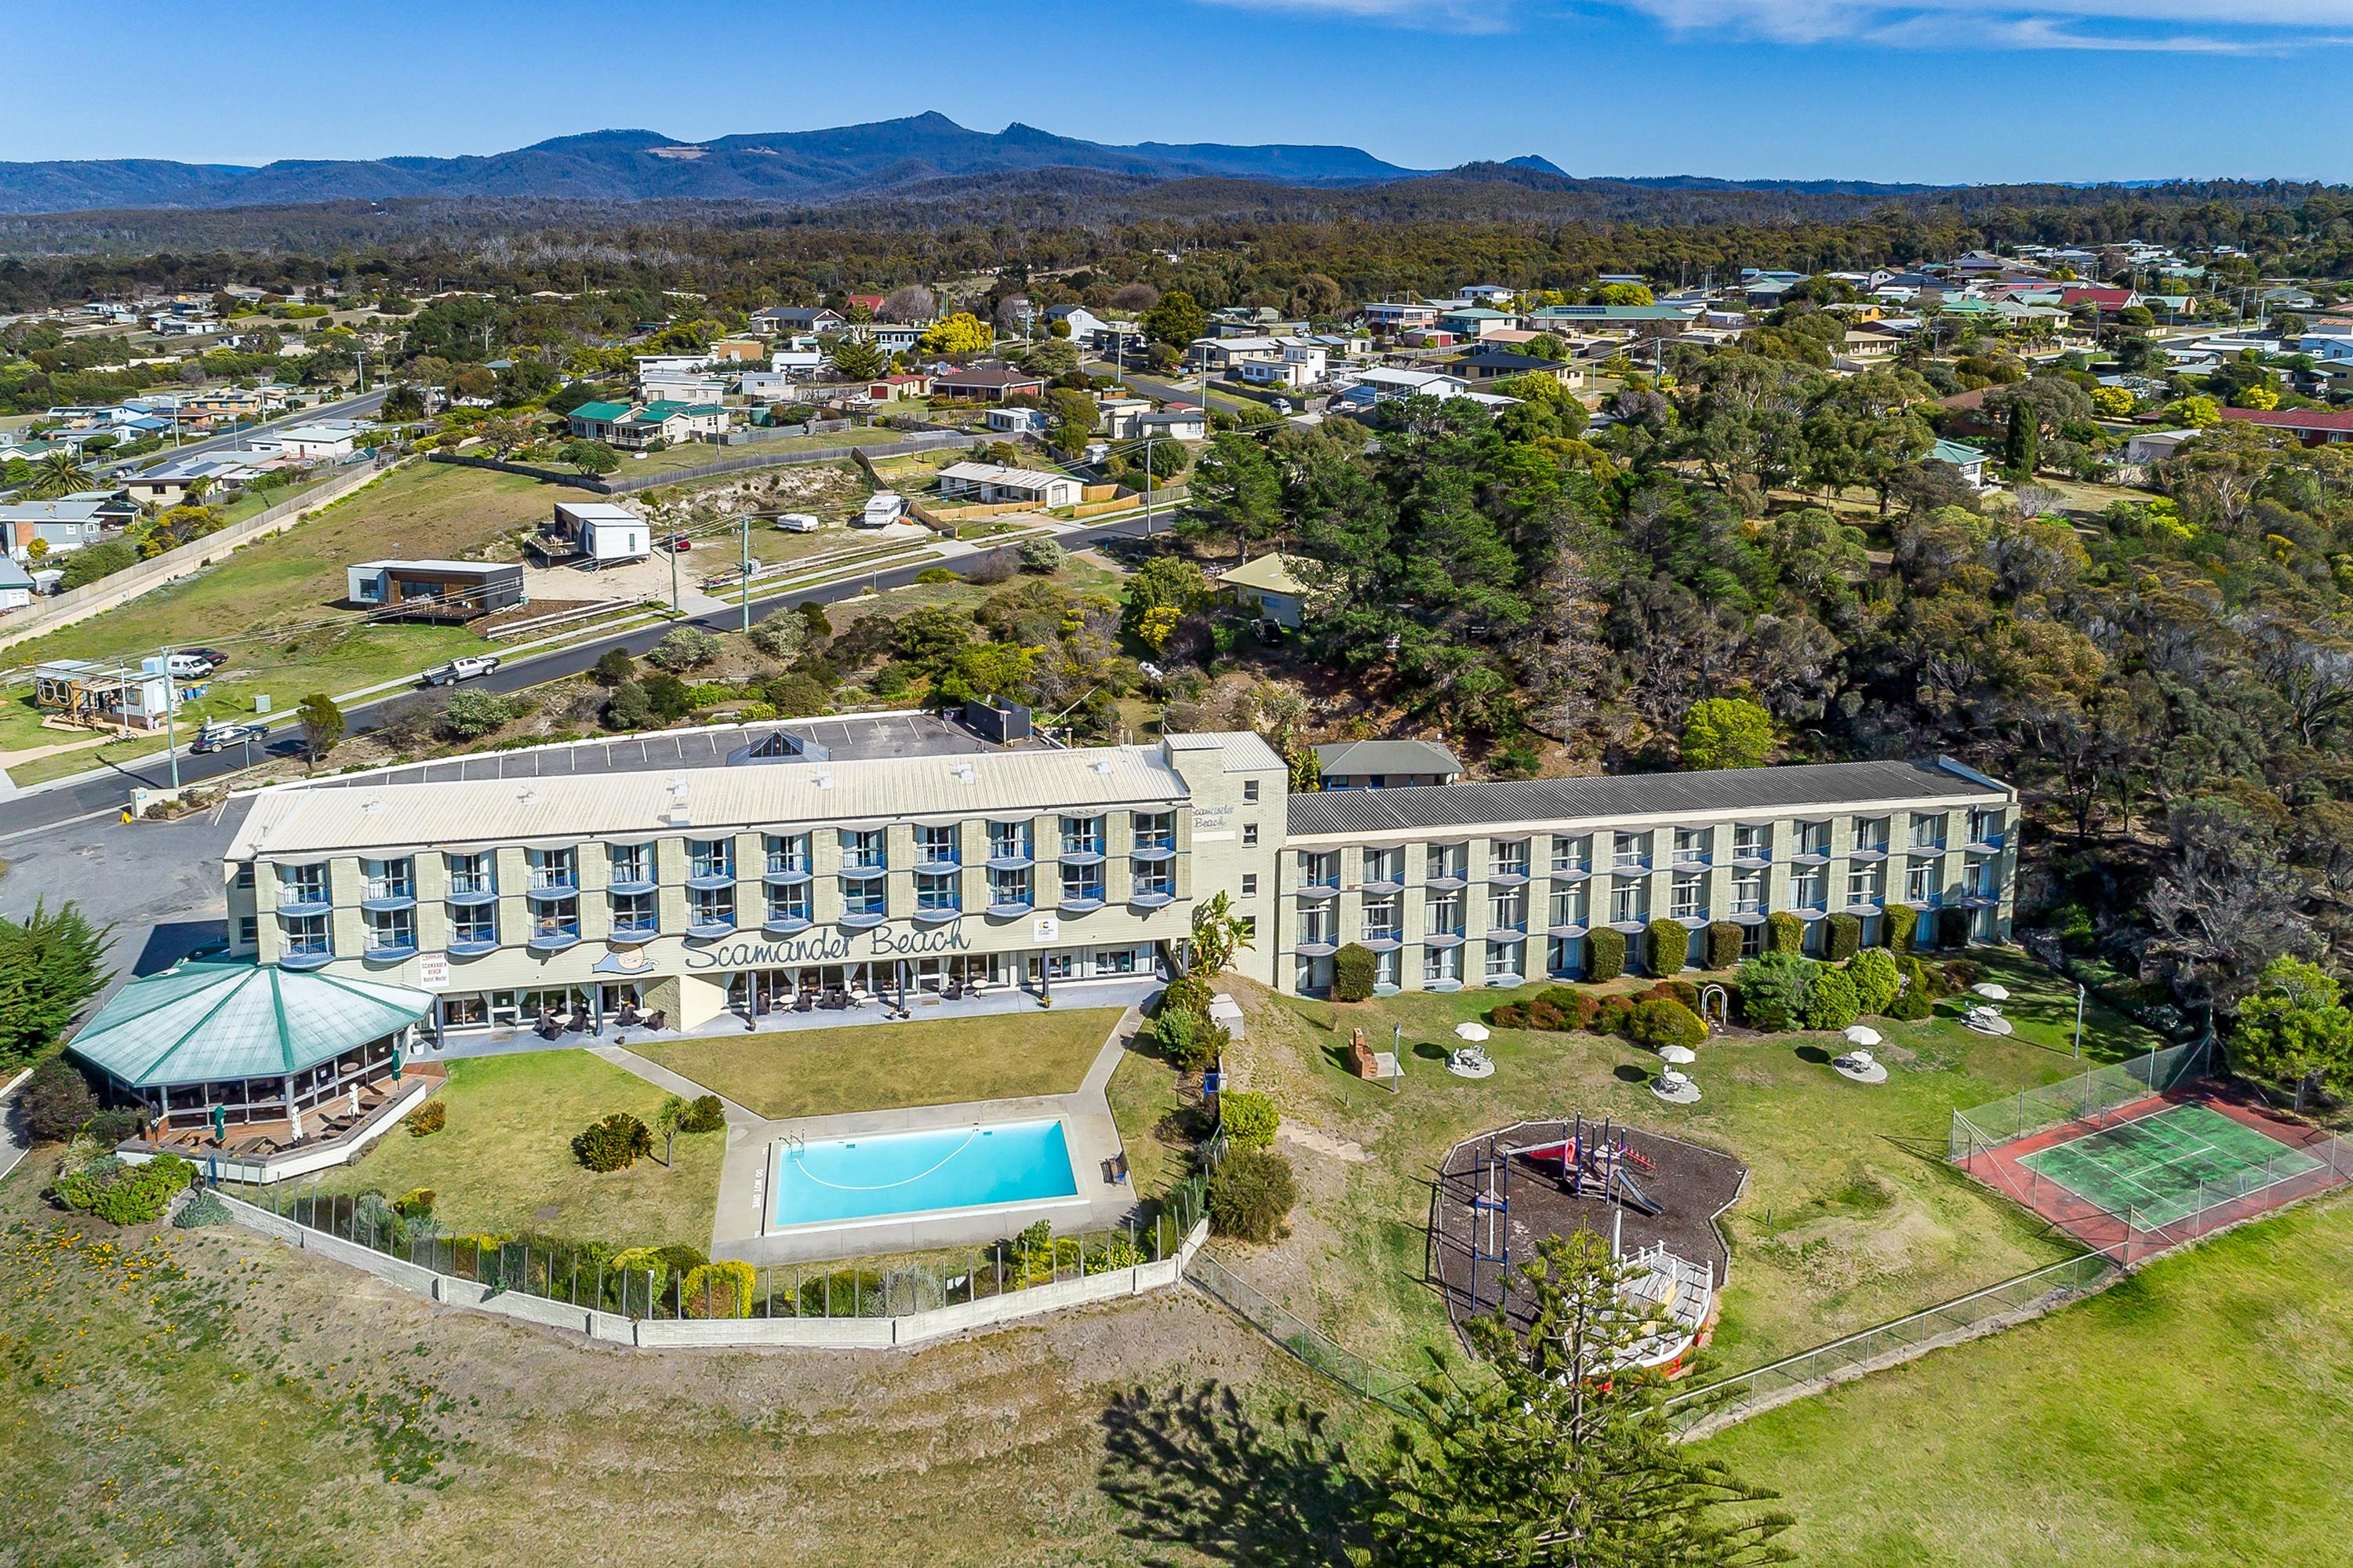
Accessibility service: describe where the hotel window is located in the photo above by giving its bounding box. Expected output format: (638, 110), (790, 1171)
(1550, 834), (1591, 875)
(988, 820), (1031, 862)
(527, 846), (577, 891)
(1363, 895), (1401, 943)
(1671, 828), (1710, 868)
(689, 885), (735, 933)
(235, 862), (256, 890)
(1612, 879), (1647, 926)
(1301, 850), (1340, 890)
(1793, 865), (1827, 911)
(1490, 839), (1529, 879)
(1424, 944), (1462, 984)
(279, 862), (329, 906)
(1732, 868), (1766, 917)
(1061, 815), (1104, 857)
(1133, 859), (1173, 900)
(235, 915), (258, 949)
(1486, 942), (1520, 981)
(1853, 817), (1889, 854)
(450, 903), (496, 948)
(1365, 846), (1404, 886)
(1613, 831), (1650, 873)
(766, 833), (811, 875)
(1671, 871), (1706, 921)
(446, 851), (494, 897)
(915, 871), (961, 914)
(1426, 889), (1464, 937)
(1911, 812), (1947, 852)
(1549, 882), (1587, 929)
(609, 890), (659, 937)
(1966, 857), (1998, 899)
(1244, 779), (1260, 803)
(1848, 864), (1883, 907)
(1741, 923), (1764, 958)
(841, 828), (886, 871)
(281, 911), (330, 959)
(687, 838), (733, 882)
(609, 843), (653, 889)
(841, 873), (886, 919)
(1060, 860), (1105, 905)
(1970, 809), (2006, 848)
(766, 882), (812, 926)
(1427, 843), (1467, 882)
(1300, 904), (1337, 946)
(1795, 820), (1831, 859)
(1906, 861), (1938, 905)
(531, 896), (580, 944)
(1094, 946), (1144, 977)
(1374, 949), (1401, 989)
(1134, 811), (1175, 851)
(1242, 823), (1259, 846)
(360, 856), (413, 902)
(988, 865), (1032, 911)
(1733, 823), (1770, 861)
(1488, 886), (1526, 933)
(1240, 874), (1258, 897)
(916, 824), (960, 868)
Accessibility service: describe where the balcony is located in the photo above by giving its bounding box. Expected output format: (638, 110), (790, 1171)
(763, 909), (813, 937)
(1357, 930), (1402, 951)
(1058, 890), (1106, 915)
(1130, 840), (1176, 863)
(609, 915), (662, 941)
(1357, 873), (1407, 896)
(686, 862), (734, 890)
(1129, 884), (1176, 910)
(987, 850), (1034, 872)
(278, 941), (334, 971)
(1058, 847), (1105, 868)
(912, 852), (962, 875)
(1546, 919), (1588, 938)
(1549, 862), (1592, 882)
(838, 904), (887, 931)
(1292, 937), (1338, 959)
(445, 878), (496, 905)
(1486, 864), (1530, 886)
(686, 914), (737, 940)
(987, 895), (1035, 919)
(360, 882), (415, 912)
(275, 886), (333, 917)
(1297, 878), (1340, 900)
(840, 853), (888, 875)
(1849, 844), (1889, 864)
(912, 900), (962, 925)
(608, 871), (657, 897)
(525, 877), (577, 900)
(1421, 929), (1464, 948)
(1789, 846), (1831, 867)
(762, 863), (813, 886)
(1905, 842), (1947, 858)
(446, 932), (500, 957)
(361, 938), (417, 964)
(1966, 833), (2006, 853)
(526, 923), (580, 954)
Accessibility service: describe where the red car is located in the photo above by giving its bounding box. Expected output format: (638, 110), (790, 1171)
(659, 533), (693, 551)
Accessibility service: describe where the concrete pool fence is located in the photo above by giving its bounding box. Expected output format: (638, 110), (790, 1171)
(210, 1188), (1211, 1349)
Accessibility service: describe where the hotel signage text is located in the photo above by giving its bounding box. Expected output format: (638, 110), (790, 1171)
(683, 921), (973, 970)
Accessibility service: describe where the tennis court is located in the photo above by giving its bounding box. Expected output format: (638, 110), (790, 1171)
(2019, 1102), (2320, 1227)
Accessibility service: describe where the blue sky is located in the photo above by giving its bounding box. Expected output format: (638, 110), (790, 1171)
(6, 0), (2350, 184)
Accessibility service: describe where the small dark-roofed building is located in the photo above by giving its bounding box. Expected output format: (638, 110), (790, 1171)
(344, 559), (526, 621)
(1313, 739), (1464, 789)
(932, 366), (1047, 403)
(1451, 347), (1569, 384)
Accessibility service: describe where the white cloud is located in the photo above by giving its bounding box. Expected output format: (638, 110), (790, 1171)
(1196, 0), (2353, 49)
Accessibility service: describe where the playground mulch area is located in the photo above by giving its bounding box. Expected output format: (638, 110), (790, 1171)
(1431, 1118), (1746, 1339)
(1961, 1083), (2351, 1260)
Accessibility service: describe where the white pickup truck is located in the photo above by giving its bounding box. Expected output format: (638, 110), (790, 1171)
(421, 655), (501, 687)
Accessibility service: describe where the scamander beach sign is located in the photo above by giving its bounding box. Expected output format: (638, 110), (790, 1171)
(682, 921), (974, 970)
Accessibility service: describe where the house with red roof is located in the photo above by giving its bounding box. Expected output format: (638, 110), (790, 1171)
(2220, 406), (2353, 446)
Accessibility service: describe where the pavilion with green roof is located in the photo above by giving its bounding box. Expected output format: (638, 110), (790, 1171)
(68, 956), (435, 1138)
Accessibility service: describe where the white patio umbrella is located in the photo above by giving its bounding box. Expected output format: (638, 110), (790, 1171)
(1659, 1045), (1698, 1065)
(1972, 982), (2011, 1001)
(1844, 1024), (1883, 1047)
(1454, 1021), (1490, 1042)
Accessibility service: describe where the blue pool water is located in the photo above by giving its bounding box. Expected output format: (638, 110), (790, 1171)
(770, 1119), (1082, 1230)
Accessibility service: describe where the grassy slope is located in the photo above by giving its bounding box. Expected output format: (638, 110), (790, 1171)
(1708, 1195), (2353, 1567)
(302, 1050), (724, 1250)
(639, 1006), (1122, 1122)
(1211, 949), (2160, 1373)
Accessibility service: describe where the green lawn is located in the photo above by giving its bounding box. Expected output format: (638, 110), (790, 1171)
(1108, 1036), (1198, 1199)
(1707, 1195), (2353, 1566)
(1209, 948), (2163, 1376)
(303, 1050), (724, 1250)
(640, 1006), (1123, 1122)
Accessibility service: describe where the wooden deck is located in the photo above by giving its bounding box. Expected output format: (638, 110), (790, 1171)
(128, 1062), (445, 1166)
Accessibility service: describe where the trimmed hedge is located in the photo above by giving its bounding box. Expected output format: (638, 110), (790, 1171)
(1705, 919), (1743, 971)
(1765, 911), (1805, 955)
(1824, 912), (1862, 963)
(1629, 997), (1707, 1049)
(1883, 902), (1918, 951)
(1644, 918), (1689, 977)
(1587, 927), (1627, 984)
(1332, 943), (1378, 1002)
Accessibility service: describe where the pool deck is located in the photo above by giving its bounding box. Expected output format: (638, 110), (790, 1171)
(597, 1003), (1148, 1264)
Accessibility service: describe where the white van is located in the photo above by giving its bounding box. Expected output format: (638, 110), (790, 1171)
(164, 653), (213, 681)
(774, 512), (822, 533)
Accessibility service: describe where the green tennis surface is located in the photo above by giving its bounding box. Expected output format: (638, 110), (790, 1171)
(2019, 1103), (2319, 1228)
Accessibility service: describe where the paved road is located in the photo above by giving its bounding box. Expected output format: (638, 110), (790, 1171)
(99, 388), (388, 476)
(0, 511), (1168, 839)
(1093, 365), (1253, 416)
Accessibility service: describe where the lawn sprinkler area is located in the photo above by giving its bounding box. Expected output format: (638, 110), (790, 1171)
(768, 1118), (1085, 1235)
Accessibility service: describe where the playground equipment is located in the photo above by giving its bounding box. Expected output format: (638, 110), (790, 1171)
(1512, 1115), (1665, 1217)
(1698, 983), (1731, 1031)
(1465, 1136), (1511, 1312)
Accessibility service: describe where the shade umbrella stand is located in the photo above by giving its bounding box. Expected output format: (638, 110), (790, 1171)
(1453, 1022), (1490, 1042)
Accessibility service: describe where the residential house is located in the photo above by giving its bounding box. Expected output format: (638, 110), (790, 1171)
(568, 400), (729, 449)
(931, 367), (1047, 403)
(2124, 429), (2201, 465)
(1137, 409), (1209, 442)
(707, 338), (768, 364)
(864, 372), (934, 401)
(1336, 366), (1471, 406)
(32, 658), (186, 732)
(1096, 396), (1154, 438)
(1437, 307), (1515, 340)
(1221, 553), (1314, 628)
(1460, 285), (1518, 305)
(1190, 335), (1287, 374)
(1451, 347), (1571, 385)
(2220, 407), (2353, 446)
(1835, 328), (1902, 369)
(566, 401), (637, 442)
(1235, 343), (1327, 391)
(934, 462), (1084, 509)
(2, 500), (108, 562)
(345, 559), (527, 621)
(121, 456), (262, 508)
(1311, 740), (1464, 790)
(1928, 439), (1991, 492)
(246, 423), (360, 462)
(534, 501), (651, 565)
(984, 406), (1051, 436)
(0, 558), (35, 613)
(1362, 302), (1441, 333)
(751, 306), (847, 336)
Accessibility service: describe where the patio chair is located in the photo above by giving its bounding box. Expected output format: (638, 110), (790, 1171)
(642, 1010), (667, 1032)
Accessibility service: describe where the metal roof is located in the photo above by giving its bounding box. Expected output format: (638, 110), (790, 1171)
(1286, 759), (2007, 839)
(68, 958), (433, 1088)
(1313, 739), (1463, 776)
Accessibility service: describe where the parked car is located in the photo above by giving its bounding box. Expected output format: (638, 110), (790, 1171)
(163, 652), (215, 681)
(421, 655), (501, 687)
(184, 647), (230, 669)
(659, 533), (693, 551)
(189, 719), (266, 755)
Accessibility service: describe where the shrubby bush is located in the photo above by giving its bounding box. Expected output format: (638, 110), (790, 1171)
(1804, 965), (1862, 1031)
(18, 1057), (98, 1142)
(1208, 1148), (1297, 1242)
(1332, 943), (1377, 1002)
(1220, 1091), (1279, 1148)
(173, 1188), (231, 1228)
(1586, 928), (1627, 984)
(438, 689), (526, 740)
(1704, 920), (1743, 971)
(1737, 951), (1816, 1031)
(1849, 948), (1901, 1013)
(678, 1094), (726, 1134)
(1154, 999), (1220, 1071)
(680, 1260), (758, 1318)
(1644, 918), (1689, 977)
(747, 614), (806, 660)
(1017, 537), (1069, 574)
(1824, 912), (1862, 963)
(1882, 902), (1918, 952)
(1629, 997), (1707, 1049)
(406, 1100), (446, 1137)
(54, 1151), (193, 1224)
(572, 1112), (653, 1172)
(1765, 911), (1805, 955)
(644, 626), (721, 671)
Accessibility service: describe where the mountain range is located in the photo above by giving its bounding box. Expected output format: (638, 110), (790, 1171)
(0, 113), (1944, 216)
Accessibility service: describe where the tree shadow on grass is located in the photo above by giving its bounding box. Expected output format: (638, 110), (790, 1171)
(1412, 1042), (1449, 1063)
(1793, 1044), (1832, 1065)
(1097, 1381), (1370, 1567)
(1613, 1063), (1652, 1084)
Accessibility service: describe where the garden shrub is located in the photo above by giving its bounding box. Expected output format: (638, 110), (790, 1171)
(54, 1152), (193, 1225)
(18, 1057), (98, 1142)
(1220, 1091), (1279, 1149)
(1154, 1003), (1219, 1071)
(1160, 973), (1213, 1018)
(1595, 994), (1635, 1035)
(915, 566), (960, 584)
(1586, 927), (1627, 984)
(1736, 951), (1816, 1031)
(1882, 901), (1918, 951)
(681, 1260), (759, 1319)
(1207, 1148), (1297, 1242)
(644, 625), (721, 671)
(1018, 537), (1070, 573)
(1849, 948), (1901, 1013)
(1489, 1003), (1528, 1029)
(1522, 997), (1567, 1030)
(1885, 981), (1934, 1021)
(1332, 943), (1377, 1002)
(1944, 956), (1987, 989)
(406, 1099), (446, 1137)
(571, 1112), (653, 1173)
(84, 1108), (141, 1144)
(1705, 920), (1743, 971)
(1637, 979), (1701, 1011)
(678, 1094), (727, 1134)
(394, 1188), (438, 1217)
(1630, 997), (1707, 1050)
(1644, 918), (1689, 977)
(1764, 911), (1805, 955)
(1937, 906), (1973, 949)
(1824, 912), (1862, 963)
(173, 1188), (231, 1229)
(1804, 966), (1863, 1031)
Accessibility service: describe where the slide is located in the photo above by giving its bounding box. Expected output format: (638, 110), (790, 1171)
(1609, 1167), (1664, 1217)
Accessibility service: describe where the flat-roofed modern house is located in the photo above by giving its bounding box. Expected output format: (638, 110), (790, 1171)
(345, 559), (527, 621)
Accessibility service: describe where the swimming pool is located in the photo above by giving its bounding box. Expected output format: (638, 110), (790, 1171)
(769, 1118), (1083, 1232)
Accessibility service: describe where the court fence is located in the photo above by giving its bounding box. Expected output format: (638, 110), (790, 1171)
(1183, 1247), (1417, 1413)
(209, 1170), (1209, 1349)
(1948, 1035), (2214, 1162)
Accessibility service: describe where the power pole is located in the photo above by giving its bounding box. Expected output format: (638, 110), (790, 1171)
(159, 646), (180, 791)
(740, 513), (753, 633)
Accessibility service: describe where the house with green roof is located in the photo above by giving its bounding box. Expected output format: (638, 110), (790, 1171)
(566, 399), (732, 449)
(566, 400), (635, 442)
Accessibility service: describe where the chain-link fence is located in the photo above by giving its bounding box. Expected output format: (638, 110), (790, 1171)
(1950, 1036), (2213, 1162)
(220, 1173), (1207, 1322)
(2084, 1127), (2353, 1264)
(1184, 1247), (1417, 1413)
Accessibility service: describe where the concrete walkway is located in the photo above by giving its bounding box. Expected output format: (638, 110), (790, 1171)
(0, 1068), (35, 1185)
